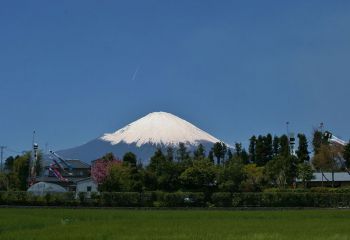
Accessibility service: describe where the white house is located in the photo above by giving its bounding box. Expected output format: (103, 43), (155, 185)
(76, 177), (98, 198)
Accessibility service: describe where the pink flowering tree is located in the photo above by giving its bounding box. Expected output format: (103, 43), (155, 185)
(91, 153), (121, 185)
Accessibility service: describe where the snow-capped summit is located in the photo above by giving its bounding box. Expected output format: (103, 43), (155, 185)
(101, 111), (220, 147)
(58, 112), (225, 164)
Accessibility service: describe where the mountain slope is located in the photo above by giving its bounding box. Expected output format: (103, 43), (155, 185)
(58, 112), (224, 164)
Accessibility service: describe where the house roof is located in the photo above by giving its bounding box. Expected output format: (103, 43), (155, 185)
(76, 177), (95, 183)
(43, 159), (90, 169)
(305, 172), (350, 182)
(65, 160), (91, 169)
(36, 176), (88, 184)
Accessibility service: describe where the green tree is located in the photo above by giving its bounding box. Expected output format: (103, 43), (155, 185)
(343, 141), (350, 168)
(265, 134), (273, 162)
(4, 156), (15, 172)
(297, 162), (314, 188)
(312, 130), (326, 154)
(208, 150), (214, 163)
(273, 136), (280, 156)
(100, 164), (130, 191)
(123, 152), (137, 167)
(312, 144), (339, 172)
(312, 144), (341, 187)
(241, 149), (249, 164)
(240, 164), (264, 192)
(0, 172), (9, 190)
(265, 154), (297, 188)
(249, 135), (257, 163)
(166, 147), (174, 162)
(255, 135), (265, 166)
(296, 133), (310, 163)
(146, 149), (180, 191)
(234, 142), (242, 157)
(176, 143), (190, 162)
(212, 142), (227, 165)
(193, 144), (206, 160)
(179, 159), (217, 191)
(218, 160), (244, 192)
(12, 152), (31, 190)
(279, 135), (290, 157)
(227, 149), (233, 161)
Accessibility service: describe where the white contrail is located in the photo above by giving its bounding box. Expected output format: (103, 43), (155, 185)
(131, 66), (140, 81)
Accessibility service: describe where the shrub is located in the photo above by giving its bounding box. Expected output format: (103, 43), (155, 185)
(211, 192), (232, 207)
(101, 192), (140, 207)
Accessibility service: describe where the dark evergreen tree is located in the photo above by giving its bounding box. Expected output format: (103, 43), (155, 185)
(227, 149), (233, 160)
(255, 135), (265, 166)
(166, 146), (174, 162)
(147, 149), (165, 173)
(4, 156), (15, 172)
(222, 143), (227, 163)
(146, 149), (180, 191)
(212, 142), (227, 165)
(273, 136), (280, 156)
(208, 150), (214, 163)
(234, 142), (242, 157)
(249, 136), (257, 163)
(193, 144), (206, 160)
(212, 142), (223, 165)
(241, 149), (249, 164)
(265, 134), (273, 162)
(279, 134), (290, 157)
(343, 141), (350, 168)
(296, 133), (310, 163)
(123, 152), (137, 167)
(176, 142), (190, 162)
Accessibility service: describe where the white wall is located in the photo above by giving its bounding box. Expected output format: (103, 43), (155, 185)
(76, 179), (98, 198)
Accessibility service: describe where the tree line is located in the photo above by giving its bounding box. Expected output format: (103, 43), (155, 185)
(91, 131), (350, 193)
(1, 130), (350, 192)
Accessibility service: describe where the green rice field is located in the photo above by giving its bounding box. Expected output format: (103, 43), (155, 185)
(0, 208), (350, 240)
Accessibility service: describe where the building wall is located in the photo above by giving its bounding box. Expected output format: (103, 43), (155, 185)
(76, 179), (98, 198)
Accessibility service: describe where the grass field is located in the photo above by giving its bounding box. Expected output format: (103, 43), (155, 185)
(0, 208), (350, 240)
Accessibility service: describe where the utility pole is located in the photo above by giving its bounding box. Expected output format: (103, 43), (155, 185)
(0, 146), (6, 172)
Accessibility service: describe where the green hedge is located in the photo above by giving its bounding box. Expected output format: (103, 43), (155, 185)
(231, 192), (350, 208)
(1, 191), (350, 208)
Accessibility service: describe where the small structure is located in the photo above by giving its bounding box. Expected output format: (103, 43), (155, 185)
(76, 177), (98, 198)
(306, 172), (350, 187)
(27, 182), (67, 196)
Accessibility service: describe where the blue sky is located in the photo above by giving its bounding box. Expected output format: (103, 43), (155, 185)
(1, 1), (350, 158)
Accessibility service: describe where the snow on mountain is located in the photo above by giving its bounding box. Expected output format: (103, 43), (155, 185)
(58, 112), (225, 164)
(100, 112), (220, 147)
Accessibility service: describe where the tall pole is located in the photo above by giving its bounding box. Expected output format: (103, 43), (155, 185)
(0, 146), (6, 172)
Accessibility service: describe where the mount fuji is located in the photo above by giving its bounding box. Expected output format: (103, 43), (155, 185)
(57, 112), (225, 164)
